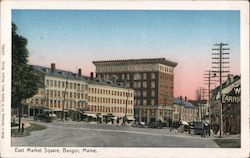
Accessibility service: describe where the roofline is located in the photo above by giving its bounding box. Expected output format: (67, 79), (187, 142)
(93, 58), (178, 67)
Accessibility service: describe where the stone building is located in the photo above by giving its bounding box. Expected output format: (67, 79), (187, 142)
(93, 58), (177, 124)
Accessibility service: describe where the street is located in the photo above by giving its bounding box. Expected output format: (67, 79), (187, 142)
(12, 120), (219, 148)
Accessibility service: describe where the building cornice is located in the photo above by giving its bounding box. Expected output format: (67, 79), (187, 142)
(93, 58), (178, 67)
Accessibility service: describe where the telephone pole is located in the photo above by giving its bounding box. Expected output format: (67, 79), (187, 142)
(212, 43), (230, 138)
(196, 87), (206, 121)
(204, 70), (216, 124)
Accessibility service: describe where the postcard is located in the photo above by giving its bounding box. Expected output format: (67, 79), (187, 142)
(0, 0), (249, 158)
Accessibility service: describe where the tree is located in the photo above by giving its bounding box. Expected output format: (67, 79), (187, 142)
(12, 23), (38, 132)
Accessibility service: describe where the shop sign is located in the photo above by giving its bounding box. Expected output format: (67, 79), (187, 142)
(222, 86), (240, 103)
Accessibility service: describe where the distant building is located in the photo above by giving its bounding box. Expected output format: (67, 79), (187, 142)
(172, 96), (198, 123)
(210, 75), (240, 134)
(189, 99), (207, 122)
(22, 63), (134, 123)
(93, 58), (177, 123)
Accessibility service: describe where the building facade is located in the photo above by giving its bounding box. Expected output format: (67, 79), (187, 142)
(172, 97), (198, 123)
(88, 79), (134, 123)
(93, 58), (177, 123)
(210, 75), (241, 134)
(23, 63), (134, 123)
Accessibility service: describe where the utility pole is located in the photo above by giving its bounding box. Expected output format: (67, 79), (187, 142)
(204, 70), (216, 124)
(212, 43), (230, 138)
(196, 87), (206, 121)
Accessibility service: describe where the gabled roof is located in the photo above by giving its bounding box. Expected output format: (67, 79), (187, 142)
(173, 98), (197, 108)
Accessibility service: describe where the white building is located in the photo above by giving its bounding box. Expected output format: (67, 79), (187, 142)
(23, 63), (134, 123)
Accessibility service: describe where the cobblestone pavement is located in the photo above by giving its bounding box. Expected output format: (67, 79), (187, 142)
(11, 120), (220, 147)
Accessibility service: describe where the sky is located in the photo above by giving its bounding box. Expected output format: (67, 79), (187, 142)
(12, 10), (240, 100)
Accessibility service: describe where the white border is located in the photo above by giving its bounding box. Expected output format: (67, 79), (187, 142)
(0, 1), (249, 158)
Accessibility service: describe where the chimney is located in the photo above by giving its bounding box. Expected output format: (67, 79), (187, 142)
(78, 68), (82, 76)
(51, 63), (55, 72)
(90, 72), (94, 80)
(185, 96), (187, 101)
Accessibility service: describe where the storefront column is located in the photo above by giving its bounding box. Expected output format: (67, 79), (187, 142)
(139, 109), (142, 122)
(156, 107), (159, 121)
(147, 108), (150, 124)
(28, 106), (30, 117)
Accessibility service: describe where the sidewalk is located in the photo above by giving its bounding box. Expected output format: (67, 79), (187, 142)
(11, 117), (31, 130)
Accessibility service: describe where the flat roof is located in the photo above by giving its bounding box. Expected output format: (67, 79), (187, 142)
(93, 58), (177, 67)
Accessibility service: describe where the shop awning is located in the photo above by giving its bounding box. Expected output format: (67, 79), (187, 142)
(86, 114), (97, 118)
(111, 117), (118, 120)
(159, 117), (164, 122)
(126, 116), (135, 121)
(181, 121), (189, 125)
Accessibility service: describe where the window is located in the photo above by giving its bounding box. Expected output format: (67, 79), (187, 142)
(143, 81), (147, 88)
(151, 90), (155, 97)
(151, 81), (155, 88)
(122, 74), (125, 80)
(133, 73), (141, 80)
(151, 73), (155, 79)
(46, 80), (49, 86)
(50, 90), (53, 97)
(54, 80), (57, 87)
(62, 82), (65, 88)
(54, 100), (57, 108)
(133, 82), (137, 88)
(151, 99), (155, 106)
(143, 99), (147, 105)
(143, 73), (147, 80)
(50, 80), (53, 86)
(126, 74), (130, 80)
(50, 100), (53, 107)
(58, 81), (61, 87)
(35, 99), (39, 104)
(143, 91), (147, 97)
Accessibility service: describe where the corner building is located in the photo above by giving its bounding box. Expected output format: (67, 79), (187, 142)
(23, 64), (134, 123)
(93, 58), (177, 124)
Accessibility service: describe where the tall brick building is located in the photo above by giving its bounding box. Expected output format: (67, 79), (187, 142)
(93, 58), (177, 123)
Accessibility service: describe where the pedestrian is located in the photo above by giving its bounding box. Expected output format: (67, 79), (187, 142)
(21, 123), (24, 134)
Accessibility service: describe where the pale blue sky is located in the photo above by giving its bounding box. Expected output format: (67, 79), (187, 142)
(12, 10), (240, 99)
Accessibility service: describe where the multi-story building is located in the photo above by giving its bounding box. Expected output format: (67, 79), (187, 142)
(210, 75), (241, 134)
(88, 78), (134, 123)
(93, 58), (177, 123)
(172, 96), (198, 123)
(24, 63), (88, 118)
(23, 63), (134, 123)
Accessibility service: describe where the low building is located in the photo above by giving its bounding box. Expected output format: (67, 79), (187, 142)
(210, 75), (240, 134)
(172, 96), (198, 123)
